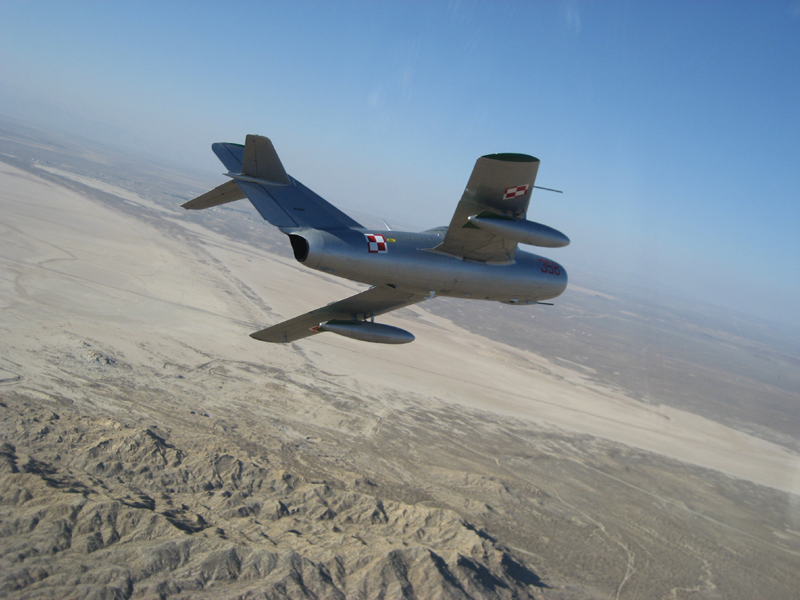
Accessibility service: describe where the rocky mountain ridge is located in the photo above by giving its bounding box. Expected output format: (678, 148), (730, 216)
(1, 392), (545, 599)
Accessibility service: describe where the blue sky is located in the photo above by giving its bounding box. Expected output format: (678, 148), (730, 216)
(1, 1), (799, 324)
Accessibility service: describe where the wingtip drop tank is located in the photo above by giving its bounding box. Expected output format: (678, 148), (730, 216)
(316, 320), (415, 344)
(467, 215), (570, 248)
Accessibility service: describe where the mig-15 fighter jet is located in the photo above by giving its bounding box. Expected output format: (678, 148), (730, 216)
(183, 135), (569, 344)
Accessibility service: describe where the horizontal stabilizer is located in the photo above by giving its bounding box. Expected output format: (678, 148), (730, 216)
(251, 286), (427, 343)
(181, 180), (245, 210)
(212, 142), (245, 172)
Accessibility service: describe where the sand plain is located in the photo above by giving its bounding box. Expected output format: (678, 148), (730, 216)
(1, 126), (799, 599)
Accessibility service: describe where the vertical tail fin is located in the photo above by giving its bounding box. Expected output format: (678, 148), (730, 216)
(241, 134), (290, 184)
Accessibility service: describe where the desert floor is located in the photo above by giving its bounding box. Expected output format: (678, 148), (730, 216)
(1, 145), (799, 599)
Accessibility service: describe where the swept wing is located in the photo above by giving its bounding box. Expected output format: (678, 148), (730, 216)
(434, 153), (540, 263)
(250, 286), (428, 343)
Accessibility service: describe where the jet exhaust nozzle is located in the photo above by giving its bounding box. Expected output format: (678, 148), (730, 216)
(318, 320), (415, 344)
(287, 230), (325, 268)
(468, 216), (570, 248)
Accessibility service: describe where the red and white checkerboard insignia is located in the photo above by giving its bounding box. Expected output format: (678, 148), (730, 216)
(503, 184), (529, 200)
(365, 233), (388, 253)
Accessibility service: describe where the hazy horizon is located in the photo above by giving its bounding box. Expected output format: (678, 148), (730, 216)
(1, 1), (799, 325)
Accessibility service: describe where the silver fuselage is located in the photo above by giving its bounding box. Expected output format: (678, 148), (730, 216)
(290, 228), (567, 304)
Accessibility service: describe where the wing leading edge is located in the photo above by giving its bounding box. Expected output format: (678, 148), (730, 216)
(434, 153), (540, 263)
(250, 286), (428, 343)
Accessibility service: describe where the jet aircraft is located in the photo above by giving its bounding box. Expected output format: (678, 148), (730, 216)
(183, 135), (569, 344)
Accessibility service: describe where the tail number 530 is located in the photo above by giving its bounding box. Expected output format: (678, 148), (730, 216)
(538, 259), (561, 275)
